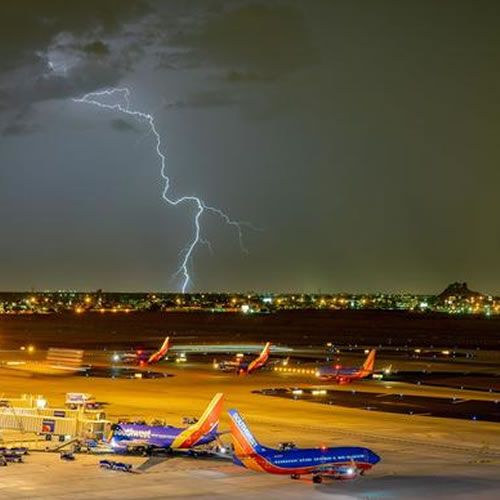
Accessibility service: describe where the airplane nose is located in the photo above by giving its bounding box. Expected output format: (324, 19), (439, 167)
(369, 450), (381, 464)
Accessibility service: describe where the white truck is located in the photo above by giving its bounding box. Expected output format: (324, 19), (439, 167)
(65, 393), (98, 409)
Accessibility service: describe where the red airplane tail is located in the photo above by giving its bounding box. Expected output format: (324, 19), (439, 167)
(360, 349), (376, 376)
(171, 393), (224, 448)
(246, 342), (271, 374)
(147, 336), (170, 364)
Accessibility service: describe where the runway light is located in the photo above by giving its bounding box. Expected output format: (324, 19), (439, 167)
(112, 354), (120, 363)
(20, 346), (26, 351)
(36, 397), (47, 409)
(292, 389), (303, 395)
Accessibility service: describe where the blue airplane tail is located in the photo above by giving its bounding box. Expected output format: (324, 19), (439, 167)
(228, 409), (266, 455)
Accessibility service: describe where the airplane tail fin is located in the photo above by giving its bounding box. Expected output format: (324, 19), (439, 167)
(247, 342), (271, 374)
(361, 349), (376, 374)
(171, 393), (224, 448)
(147, 336), (170, 364)
(228, 409), (264, 456)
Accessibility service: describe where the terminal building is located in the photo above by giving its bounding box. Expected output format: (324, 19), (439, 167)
(0, 393), (110, 445)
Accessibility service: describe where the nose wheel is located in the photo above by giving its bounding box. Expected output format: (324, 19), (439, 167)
(290, 474), (300, 480)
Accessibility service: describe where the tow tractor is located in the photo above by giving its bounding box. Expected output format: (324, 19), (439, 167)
(99, 459), (133, 472)
(60, 451), (76, 461)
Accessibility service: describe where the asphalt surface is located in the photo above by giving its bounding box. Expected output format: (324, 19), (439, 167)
(255, 388), (500, 422)
(0, 353), (499, 499)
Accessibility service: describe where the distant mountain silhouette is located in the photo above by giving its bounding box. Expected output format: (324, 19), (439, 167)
(437, 282), (482, 303)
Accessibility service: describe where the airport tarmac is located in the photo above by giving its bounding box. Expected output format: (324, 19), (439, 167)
(1, 358), (500, 499)
(256, 387), (500, 422)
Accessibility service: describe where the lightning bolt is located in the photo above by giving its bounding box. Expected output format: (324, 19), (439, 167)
(73, 88), (247, 292)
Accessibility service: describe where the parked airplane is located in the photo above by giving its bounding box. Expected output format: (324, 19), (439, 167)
(109, 393), (224, 454)
(315, 349), (376, 384)
(228, 409), (380, 483)
(112, 336), (170, 366)
(214, 342), (271, 375)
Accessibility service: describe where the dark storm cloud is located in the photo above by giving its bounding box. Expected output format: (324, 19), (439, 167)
(166, 3), (316, 79)
(0, 1), (151, 111)
(167, 90), (238, 109)
(1, 1), (500, 294)
(2, 121), (39, 137)
(82, 40), (111, 57)
(110, 118), (140, 133)
(0, 1), (150, 71)
(224, 70), (273, 83)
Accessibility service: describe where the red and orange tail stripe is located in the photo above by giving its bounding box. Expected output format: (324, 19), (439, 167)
(247, 342), (271, 373)
(147, 336), (170, 364)
(172, 393), (224, 448)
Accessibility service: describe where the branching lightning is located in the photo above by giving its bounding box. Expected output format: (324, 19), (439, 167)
(73, 88), (247, 292)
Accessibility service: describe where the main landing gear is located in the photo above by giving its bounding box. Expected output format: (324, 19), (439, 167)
(312, 475), (323, 484)
(290, 474), (300, 480)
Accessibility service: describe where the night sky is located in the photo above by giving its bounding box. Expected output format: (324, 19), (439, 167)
(1, 1), (499, 294)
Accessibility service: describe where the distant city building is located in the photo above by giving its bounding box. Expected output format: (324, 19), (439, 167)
(0, 283), (498, 317)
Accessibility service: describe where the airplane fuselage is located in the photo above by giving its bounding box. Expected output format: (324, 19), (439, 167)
(111, 423), (217, 452)
(235, 445), (380, 476)
(315, 367), (367, 383)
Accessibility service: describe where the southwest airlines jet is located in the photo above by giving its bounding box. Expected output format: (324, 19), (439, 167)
(215, 342), (272, 375)
(315, 349), (376, 384)
(228, 409), (380, 483)
(146, 336), (170, 364)
(112, 336), (170, 366)
(109, 393), (223, 454)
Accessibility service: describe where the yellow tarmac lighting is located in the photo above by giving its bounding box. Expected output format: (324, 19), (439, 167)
(312, 389), (327, 396)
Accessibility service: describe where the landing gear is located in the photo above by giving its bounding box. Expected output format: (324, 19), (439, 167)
(290, 474), (300, 480)
(130, 446), (146, 456)
(312, 475), (323, 484)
